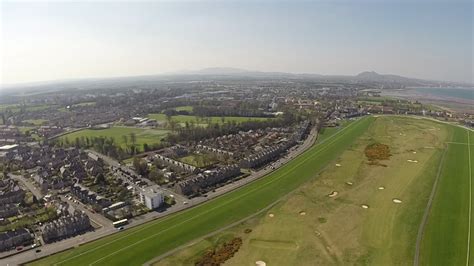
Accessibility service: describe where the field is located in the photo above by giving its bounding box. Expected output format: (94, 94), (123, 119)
(419, 123), (473, 265)
(178, 153), (218, 167)
(29, 116), (373, 266)
(0, 103), (52, 113)
(58, 127), (170, 152)
(174, 106), (193, 112)
(22, 119), (48, 125)
(148, 113), (272, 127)
(157, 116), (472, 266)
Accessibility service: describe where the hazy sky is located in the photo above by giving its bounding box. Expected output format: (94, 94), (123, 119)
(1, 0), (472, 84)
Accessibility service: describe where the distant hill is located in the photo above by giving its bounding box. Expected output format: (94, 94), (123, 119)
(1, 68), (471, 96)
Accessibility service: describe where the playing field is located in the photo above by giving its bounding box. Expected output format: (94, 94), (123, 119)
(29, 116), (373, 266)
(157, 116), (473, 266)
(148, 113), (272, 127)
(58, 127), (170, 152)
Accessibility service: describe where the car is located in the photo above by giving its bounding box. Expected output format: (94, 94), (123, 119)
(31, 244), (37, 248)
(16, 246), (23, 251)
(183, 201), (188, 205)
(118, 226), (124, 230)
(35, 249), (41, 253)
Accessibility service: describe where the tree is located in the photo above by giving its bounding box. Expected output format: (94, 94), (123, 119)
(130, 133), (137, 145)
(94, 173), (106, 185)
(148, 168), (163, 183)
(133, 157), (148, 176)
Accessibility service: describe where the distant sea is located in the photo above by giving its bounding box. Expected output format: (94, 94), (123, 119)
(413, 87), (474, 101)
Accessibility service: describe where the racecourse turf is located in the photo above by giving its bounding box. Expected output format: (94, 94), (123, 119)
(29, 116), (373, 266)
(419, 124), (473, 265)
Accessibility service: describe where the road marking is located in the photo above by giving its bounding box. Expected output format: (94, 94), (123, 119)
(467, 130), (472, 266)
(445, 142), (474, 145)
(54, 118), (367, 266)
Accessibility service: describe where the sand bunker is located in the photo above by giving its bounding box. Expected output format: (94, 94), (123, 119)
(256, 261), (267, 266)
(361, 204), (369, 209)
(424, 146), (435, 149)
(393, 199), (402, 204)
(412, 151), (417, 154)
(299, 211), (306, 216)
(268, 213), (274, 218)
(378, 186), (385, 190)
(346, 181), (353, 186)
(335, 163), (341, 167)
(407, 159), (418, 163)
(328, 191), (338, 197)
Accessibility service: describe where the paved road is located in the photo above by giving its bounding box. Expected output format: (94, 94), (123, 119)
(3, 127), (317, 265)
(59, 195), (112, 229)
(9, 174), (43, 199)
(87, 149), (188, 204)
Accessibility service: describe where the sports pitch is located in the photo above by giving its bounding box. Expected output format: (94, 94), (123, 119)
(58, 127), (170, 152)
(29, 116), (373, 266)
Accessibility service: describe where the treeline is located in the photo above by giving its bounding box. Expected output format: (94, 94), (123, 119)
(168, 112), (301, 143)
(192, 105), (272, 118)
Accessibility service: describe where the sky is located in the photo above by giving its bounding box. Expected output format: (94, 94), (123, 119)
(1, 0), (472, 85)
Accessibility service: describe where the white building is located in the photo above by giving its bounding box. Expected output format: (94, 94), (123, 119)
(140, 186), (164, 210)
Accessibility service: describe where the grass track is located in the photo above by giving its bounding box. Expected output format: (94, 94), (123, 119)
(30, 117), (373, 266)
(419, 125), (473, 265)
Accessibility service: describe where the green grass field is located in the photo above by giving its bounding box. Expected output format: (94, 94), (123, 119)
(58, 127), (170, 152)
(174, 106), (193, 112)
(0, 103), (52, 113)
(178, 153), (217, 167)
(419, 124), (473, 265)
(22, 119), (48, 126)
(29, 116), (373, 266)
(148, 113), (272, 127)
(157, 116), (453, 265)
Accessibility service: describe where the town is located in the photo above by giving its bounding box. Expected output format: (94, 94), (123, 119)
(0, 77), (472, 263)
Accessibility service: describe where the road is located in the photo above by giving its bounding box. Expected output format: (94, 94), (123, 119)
(9, 173), (43, 199)
(87, 149), (188, 204)
(3, 127), (317, 266)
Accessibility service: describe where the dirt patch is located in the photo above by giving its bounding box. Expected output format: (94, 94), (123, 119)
(328, 191), (338, 197)
(318, 217), (327, 223)
(195, 237), (243, 266)
(244, 229), (252, 234)
(365, 143), (391, 166)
